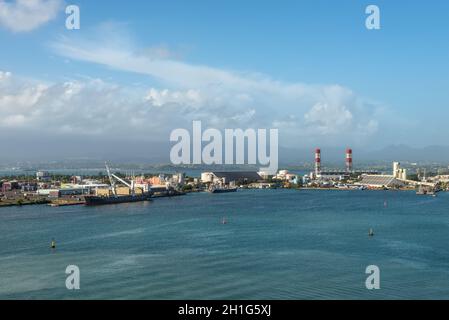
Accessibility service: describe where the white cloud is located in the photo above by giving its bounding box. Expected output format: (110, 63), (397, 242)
(0, 72), (206, 138)
(49, 31), (383, 146)
(0, 0), (62, 32)
(0, 26), (385, 150)
(304, 102), (354, 135)
(0, 70), (382, 150)
(0, 71), (12, 80)
(145, 88), (203, 108)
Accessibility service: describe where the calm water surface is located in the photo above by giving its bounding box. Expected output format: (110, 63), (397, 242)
(1, 189), (449, 299)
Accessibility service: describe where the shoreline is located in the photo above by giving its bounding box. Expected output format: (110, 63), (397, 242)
(0, 199), (51, 208)
(1, 187), (442, 209)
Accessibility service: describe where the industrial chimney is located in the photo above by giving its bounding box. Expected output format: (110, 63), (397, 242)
(346, 148), (353, 173)
(315, 148), (321, 176)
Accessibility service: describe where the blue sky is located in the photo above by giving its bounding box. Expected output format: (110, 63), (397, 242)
(0, 0), (448, 161)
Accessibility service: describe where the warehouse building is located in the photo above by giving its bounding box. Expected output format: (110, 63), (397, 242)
(356, 175), (406, 188)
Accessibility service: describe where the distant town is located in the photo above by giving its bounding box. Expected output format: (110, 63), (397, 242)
(1, 148), (449, 208)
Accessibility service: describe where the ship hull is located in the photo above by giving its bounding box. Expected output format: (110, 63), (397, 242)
(84, 194), (152, 206)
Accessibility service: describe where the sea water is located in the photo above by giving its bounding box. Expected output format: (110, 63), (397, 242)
(1, 189), (449, 299)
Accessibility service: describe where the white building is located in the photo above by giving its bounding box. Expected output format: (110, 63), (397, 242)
(393, 162), (407, 180)
(201, 172), (214, 183)
(274, 170), (298, 184)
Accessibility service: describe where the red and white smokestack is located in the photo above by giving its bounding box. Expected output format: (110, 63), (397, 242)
(346, 148), (353, 172)
(315, 148), (321, 176)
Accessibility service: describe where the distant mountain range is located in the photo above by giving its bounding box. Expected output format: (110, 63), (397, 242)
(2, 139), (449, 167)
(279, 145), (449, 165)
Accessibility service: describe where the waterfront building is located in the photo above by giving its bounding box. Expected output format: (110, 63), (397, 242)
(355, 162), (411, 189)
(356, 175), (406, 188)
(274, 170), (298, 184)
(37, 187), (90, 197)
(393, 162), (407, 180)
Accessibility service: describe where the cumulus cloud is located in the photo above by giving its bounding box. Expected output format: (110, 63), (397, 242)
(48, 30), (383, 147)
(0, 73), (217, 138)
(0, 71), (12, 80)
(145, 88), (203, 108)
(0, 26), (385, 155)
(305, 103), (354, 134)
(0, 0), (62, 32)
(0, 70), (381, 151)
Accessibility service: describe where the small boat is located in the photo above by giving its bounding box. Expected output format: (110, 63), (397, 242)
(222, 217), (227, 225)
(416, 185), (437, 196)
(368, 229), (374, 237)
(208, 185), (238, 194)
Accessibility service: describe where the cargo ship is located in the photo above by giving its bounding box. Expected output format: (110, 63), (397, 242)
(85, 193), (152, 206)
(84, 163), (153, 206)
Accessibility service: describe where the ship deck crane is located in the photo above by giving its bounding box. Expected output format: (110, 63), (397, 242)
(105, 163), (142, 197)
(105, 163), (117, 196)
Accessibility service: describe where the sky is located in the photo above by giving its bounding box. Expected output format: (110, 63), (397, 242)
(0, 0), (448, 163)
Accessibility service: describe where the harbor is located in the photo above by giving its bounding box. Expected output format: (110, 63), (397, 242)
(2, 148), (448, 209)
(1, 153), (448, 298)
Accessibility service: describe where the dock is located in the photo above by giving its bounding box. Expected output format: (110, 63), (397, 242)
(49, 199), (86, 207)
